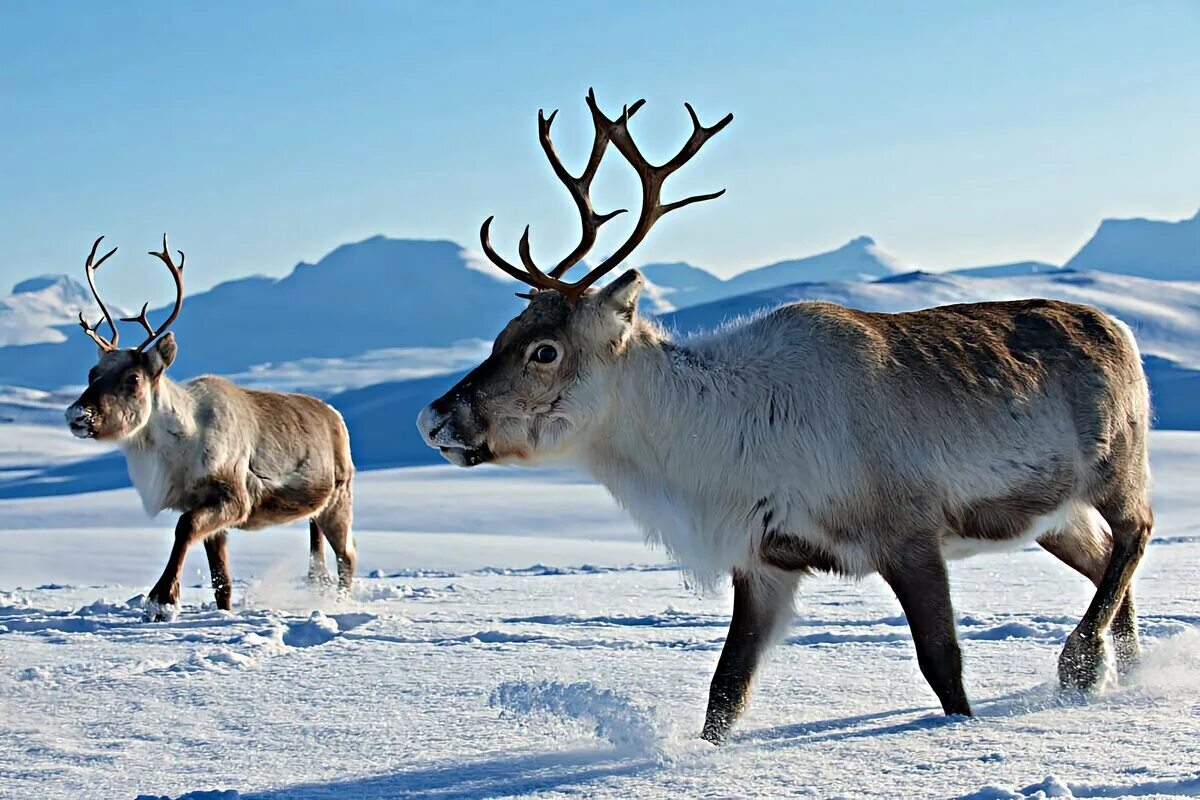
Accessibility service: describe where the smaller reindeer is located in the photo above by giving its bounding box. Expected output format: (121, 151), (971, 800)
(66, 236), (356, 621)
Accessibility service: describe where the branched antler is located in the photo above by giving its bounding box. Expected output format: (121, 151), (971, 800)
(77, 234), (186, 352)
(77, 236), (120, 351)
(121, 234), (185, 351)
(480, 89), (732, 301)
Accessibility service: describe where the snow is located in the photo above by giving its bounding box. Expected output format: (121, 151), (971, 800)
(224, 340), (493, 397)
(0, 429), (1197, 799)
(0, 274), (127, 347)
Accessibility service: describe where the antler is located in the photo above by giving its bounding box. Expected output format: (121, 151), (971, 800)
(479, 89), (732, 301)
(120, 234), (185, 351)
(77, 236), (120, 351)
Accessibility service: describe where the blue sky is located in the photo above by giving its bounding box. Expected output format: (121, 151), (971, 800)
(2, 0), (1197, 302)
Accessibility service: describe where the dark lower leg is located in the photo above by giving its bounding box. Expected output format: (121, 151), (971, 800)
(148, 512), (204, 611)
(881, 543), (971, 716)
(204, 531), (232, 611)
(1111, 589), (1139, 671)
(307, 520), (333, 587)
(702, 569), (797, 744)
(1059, 508), (1151, 690)
(1039, 520), (1139, 675)
(147, 491), (247, 620)
(318, 493), (355, 594)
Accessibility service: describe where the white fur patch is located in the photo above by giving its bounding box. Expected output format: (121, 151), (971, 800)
(941, 501), (1077, 560)
(122, 444), (171, 517)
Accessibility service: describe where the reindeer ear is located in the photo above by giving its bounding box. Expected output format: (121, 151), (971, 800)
(145, 332), (177, 377)
(598, 270), (644, 321)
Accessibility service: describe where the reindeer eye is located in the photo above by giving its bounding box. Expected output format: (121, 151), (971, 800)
(125, 372), (141, 388)
(531, 344), (559, 364)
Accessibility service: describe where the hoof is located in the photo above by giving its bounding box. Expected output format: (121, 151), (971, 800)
(143, 597), (180, 623)
(1113, 633), (1142, 675)
(307, 569), (336, 591)
(1058, 631), (1114, 692)
(700, 720), (731, 746)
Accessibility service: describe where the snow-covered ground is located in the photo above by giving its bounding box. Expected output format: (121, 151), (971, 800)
(224, 340), (493, 397)
(0, 432), (1197, 799)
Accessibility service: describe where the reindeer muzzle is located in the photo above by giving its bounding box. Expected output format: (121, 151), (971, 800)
(417, 401), (493, 468)
(65, 404), (97, 438)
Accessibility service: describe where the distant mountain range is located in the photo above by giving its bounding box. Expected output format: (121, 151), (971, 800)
(2, 208), (1194, 393)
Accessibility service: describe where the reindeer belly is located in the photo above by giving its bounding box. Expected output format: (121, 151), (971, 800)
(941, 498), (1079, 560)
(240, 470), (334, 530)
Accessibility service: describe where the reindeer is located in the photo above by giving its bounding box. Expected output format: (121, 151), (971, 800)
(418, 91), (1153, 744)
(66, 236), (356, 621)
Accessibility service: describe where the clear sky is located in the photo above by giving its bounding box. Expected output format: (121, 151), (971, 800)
(2, 0), (1198, 302)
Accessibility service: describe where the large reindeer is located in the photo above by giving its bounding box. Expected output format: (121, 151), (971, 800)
(66, 237), (356, 621)
(418, 91), (1153, 743)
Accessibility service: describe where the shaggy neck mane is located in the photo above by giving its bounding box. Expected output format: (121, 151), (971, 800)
(592, 318), (770, 470)
(124, 376), (197, 452)
(582, 316), (788, 583)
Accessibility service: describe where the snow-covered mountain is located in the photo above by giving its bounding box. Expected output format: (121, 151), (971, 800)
(0, 275), (127, 347)
(1064, 209), (1199, 280)
(721, 235), (904, 295)
(636, 235), (904, 309)
(636, 262), (726, 311)
(0, 238), (527, 391)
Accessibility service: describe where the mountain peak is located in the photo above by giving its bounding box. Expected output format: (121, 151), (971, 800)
(12, 274), (80, 295)
(1065, 208), (1200, 280)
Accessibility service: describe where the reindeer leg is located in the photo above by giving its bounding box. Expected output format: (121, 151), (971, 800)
(307, 519), (334, 589)
(203, 531), (232, 611)
(145, 483), (247, 622)
(1059, 497), (1152, 691)
(879, 540), (971, 716)
(702, 569), (798, 745)
(315, 485), (355, 598)
(1039, 513), (1139, 674)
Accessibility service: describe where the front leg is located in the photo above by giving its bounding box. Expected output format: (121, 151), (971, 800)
(146, 483), (248, 621)
(702, 569), (799, 745)
(879, 540), (971, 716)
(203, 531), (233, 611)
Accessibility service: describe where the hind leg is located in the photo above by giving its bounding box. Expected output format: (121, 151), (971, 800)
(307, 520), (335, 589)
(1039, 509), (1138, 673)
(1058, 493), (1152, 691)
(1110, 589), (1140, 671)
(315, 485), (355, 596)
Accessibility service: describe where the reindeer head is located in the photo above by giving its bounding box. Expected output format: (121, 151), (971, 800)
(418, 90), (731, 467)
(65, 236), (185, 441)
